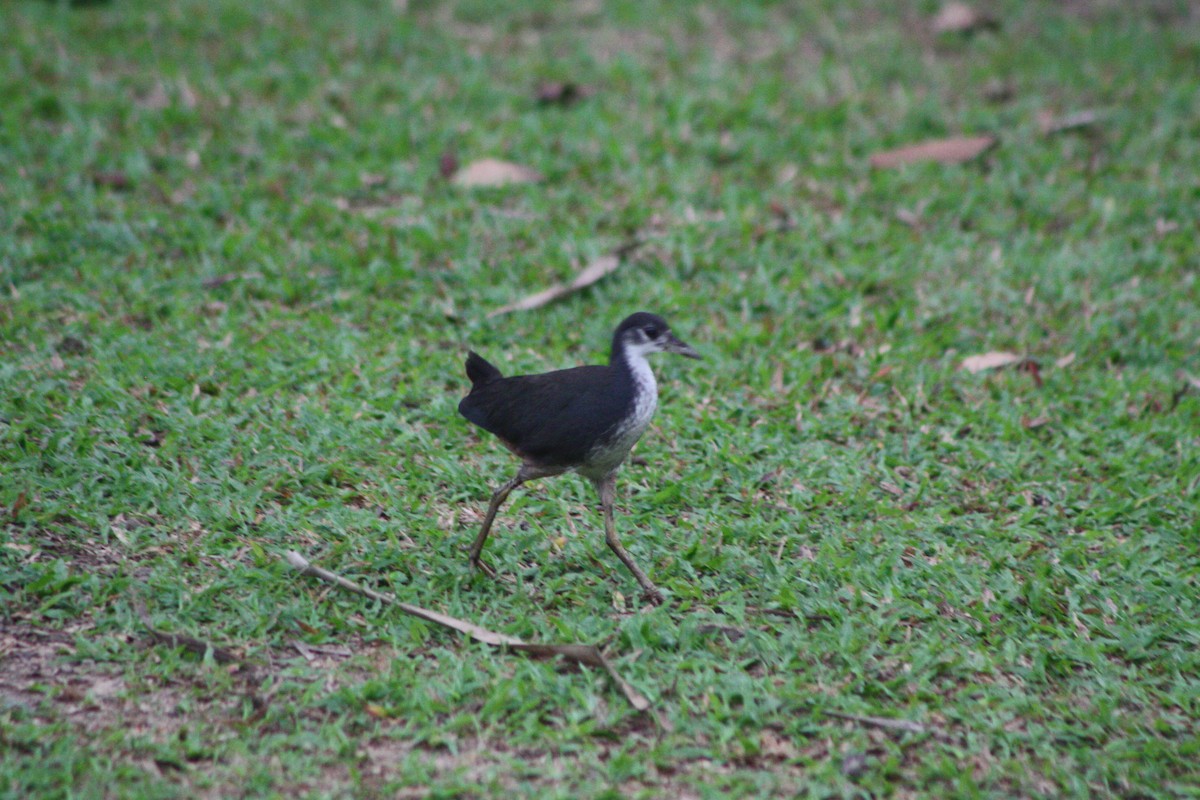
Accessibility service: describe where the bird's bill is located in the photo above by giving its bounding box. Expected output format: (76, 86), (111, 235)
(664, 333), (702, 359)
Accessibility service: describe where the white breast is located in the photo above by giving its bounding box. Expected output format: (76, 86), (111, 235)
(582, 347), (659, 477)
(621, 347), (659, 437)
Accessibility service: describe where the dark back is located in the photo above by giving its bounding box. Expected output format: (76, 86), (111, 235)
(458, 365), (634, 467)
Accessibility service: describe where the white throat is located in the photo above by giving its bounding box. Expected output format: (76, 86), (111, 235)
(621, 343), (659, 423)
(581, 340), (662, 477)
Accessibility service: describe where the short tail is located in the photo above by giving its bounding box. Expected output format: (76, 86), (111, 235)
(464, 351), (503, 387)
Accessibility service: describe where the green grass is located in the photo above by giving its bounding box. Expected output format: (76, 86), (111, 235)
(3, 0), (1199, 796)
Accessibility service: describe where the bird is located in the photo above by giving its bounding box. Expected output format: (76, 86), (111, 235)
(457, 311), (700, 603)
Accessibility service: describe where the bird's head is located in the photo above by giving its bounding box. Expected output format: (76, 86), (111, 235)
(614, 312), (701, 360)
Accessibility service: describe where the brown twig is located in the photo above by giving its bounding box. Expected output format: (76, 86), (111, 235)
(133, 598), (240, 664)
(824, 710), (949, 739)
(284, 551), (665, 725)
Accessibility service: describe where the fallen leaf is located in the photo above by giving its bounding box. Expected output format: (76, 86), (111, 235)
(757, 467), (784, 487)
(92, 170), (131, 190)
(825, 710), (936, 737)
(870, 136), (996, 168)
(771, 362), (785, 393)
(760, 728), (799, 760)
(931, 2), (997, 34)
(895, 207), (924, 228)
(1019, 359), (1043, 388)
(138, 428), (165, 447)
(56, 336), (87, 356)
(1022, 490), (1049, 507)
(1021, 414), (1050, 429)
(535, 81), (591, 107)
(451, 158), (542, 188)
(841, 751), (870, 779)
(178, 78), (197, 110)
(438, 149), (458, 179)
(1055, 352), (1076, 368)
(1038, 109), (1102, 135)
(201, 272), (262, 289)
(88, 676), (125, 700)
(488, 252), (624, 317)
(982, 78), (1015, 104)
(1155, 218), (1179, 237)
(960, 351), (1022, 373)
(139, 82), (171, 110)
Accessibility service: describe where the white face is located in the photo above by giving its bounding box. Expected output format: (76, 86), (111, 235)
(622, 319), (700, 360)
(626, 321), (672, 355)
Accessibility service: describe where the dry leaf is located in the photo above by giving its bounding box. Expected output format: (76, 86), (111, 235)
(488, 253), (622, 317)
(895, 207), (924, 228)
(201, 272), (262, 289)
(760, 728), (800, 760)
(56, 336), (87, 356)
(842, 752), (870, 779)
(1038, 109), (1102, 135)
(871, 365), (894, 381)
(1155, 218), (1179, 237)
(960, 351), (1022, 373)
(870, 136), (996, 168)
(771, 362), (785, 394)
(1055, 352), (1076, 369)
(982, 78), (1015, 104)
(438, 149), (458, 180)
(178, 78), (197, 110)
(92, 170), (131, 190)
(535, 81), (591, 107)
(1019, 359), (1043, 388)
(452, 158), (542, 188)
(931, 2), (997, 34)
(138, 82), (170, 110)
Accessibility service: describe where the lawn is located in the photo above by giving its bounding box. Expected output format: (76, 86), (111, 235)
(2, 0), (1199, 797)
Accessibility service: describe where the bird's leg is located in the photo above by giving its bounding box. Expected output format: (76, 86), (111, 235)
(468, 472), (526, 578)
(597, 473), (664, 605)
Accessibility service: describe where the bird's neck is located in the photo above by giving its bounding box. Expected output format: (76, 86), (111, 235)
(612, 341), (658, 402)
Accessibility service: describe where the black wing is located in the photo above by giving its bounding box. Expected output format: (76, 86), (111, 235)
(458, 365), (631, 467)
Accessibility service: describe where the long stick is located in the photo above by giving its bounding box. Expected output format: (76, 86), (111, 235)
(284, 551), (659, 718)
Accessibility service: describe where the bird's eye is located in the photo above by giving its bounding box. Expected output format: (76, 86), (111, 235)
(644, 325), (660, 338)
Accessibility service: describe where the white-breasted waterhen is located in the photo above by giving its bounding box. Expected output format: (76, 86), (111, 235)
(458, 311), (700, 603)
